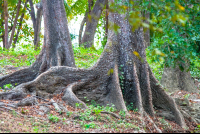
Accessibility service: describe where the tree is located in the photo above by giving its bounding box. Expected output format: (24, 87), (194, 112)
(0, 0), (188, 129)
(7, 0), (22, 49)
(3, 0), (8, 49)
(78, 0), (94, 46)
(13, 0), (28, 46)
(148, 0), (200, 93)
(0, 0), (75, 87)
(80, 0), (106, 48)
(0, 0), (30, 49)
(27, 0), (43, 50)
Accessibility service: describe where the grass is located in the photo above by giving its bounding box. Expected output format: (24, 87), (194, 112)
(0, 45), (103, 69)
(0, 44), (199, 133)
(0, 44), (199, 81)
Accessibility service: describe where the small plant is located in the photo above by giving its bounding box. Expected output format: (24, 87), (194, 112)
(83, 122), (99, 130)
(3, 84), (14, 89)
(66, 111), (73, 117)
(183, 94), (190, 99)
(159, 117), (171, 129)
(75, 103), (83, 109)
(48, 114), (60, 123)
(93, 109), (102, 115)
(10, 110), (18, 117)
(119, 109), (126, 118)
(33, 126), (39, 133)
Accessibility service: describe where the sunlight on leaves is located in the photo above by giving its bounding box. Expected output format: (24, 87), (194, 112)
(133, 51), (144, 63)
(107, 68), (114, 76)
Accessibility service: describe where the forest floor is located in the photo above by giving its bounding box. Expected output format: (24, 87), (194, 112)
(0, 54), (200, 133)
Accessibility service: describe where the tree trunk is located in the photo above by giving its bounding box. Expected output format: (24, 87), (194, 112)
(28, 0), (36, 30)
(102, 0), (108, 48)
(78, 11), (88, 46)
(1, 11), (5, 48)
(0, 0), (187, 129)
(78, 0), (93, 46)
(13, 0), (28, 46)
(143, 10), (150, 47)
(81, 0), (106, 48)
(4, 0), (8, 49)
(34, 2), (43, 50)
(28, 0), (43, 50)
(7, 0), (21, 49)
(161, 64), (198, 93)
(0, 0), (75, 88)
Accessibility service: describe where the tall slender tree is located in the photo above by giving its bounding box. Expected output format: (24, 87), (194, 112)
(80, 0), (106, 48)
(4, 0), (8, 49)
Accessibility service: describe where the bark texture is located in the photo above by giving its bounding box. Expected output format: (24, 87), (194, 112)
(28, 0), (43, 50)
(34, 2), (43, 50)
(4, 0), (8, 49)
(161, 65), (198, 93)
(0, 0), (75, 88)
(14, 0), (28, 46)
(8, 0), (22, 49)
(81, 0), (106, 48)
(0, 0), (187, 129)
(143, 10), (150, 47)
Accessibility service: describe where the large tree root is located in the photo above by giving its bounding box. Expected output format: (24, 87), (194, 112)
(0, 67), (38, 88)
(149, 67), (186, 128)
(0, 39), (127, 112)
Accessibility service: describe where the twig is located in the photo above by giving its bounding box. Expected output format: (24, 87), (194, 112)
(50, 99), (62, 113)
(144, 112), (162, 133)
(0, 105), (47, 121)
(99, 111), (120, 119)
(0, 106), (20, 114)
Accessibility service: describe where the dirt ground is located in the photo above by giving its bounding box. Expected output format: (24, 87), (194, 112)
(0, 66), (200, 133)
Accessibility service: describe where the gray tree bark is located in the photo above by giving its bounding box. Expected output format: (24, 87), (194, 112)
(34, 2), (43, 50)
(8, 0), (21, 49)
(0, 0), (75, 88)
(0, 0), (187, 129)
(4, 0), (8, 49)
(81, 0), (106, 48)
(14, 0), (28, 46)
(28, 0), (43, 50)
(161, 64), (198, 93)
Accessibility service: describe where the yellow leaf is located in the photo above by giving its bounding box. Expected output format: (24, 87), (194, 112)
(178, 5), (185, 11)
(171, 51), (174, 54)
(107, 68), (114, 76)
(133, 51), (144, 62)
(122, 5), (128, 10)
(133, 51), (139, 57)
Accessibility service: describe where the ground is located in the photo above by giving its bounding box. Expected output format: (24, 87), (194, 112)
(0, 52), (200, 133)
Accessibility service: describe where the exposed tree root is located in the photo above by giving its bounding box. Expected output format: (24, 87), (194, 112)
(0, 6), (190, 130)
(149, 66), (186, 128)
(0, 37), (127, 114)
(99, 111), (120, 119)
(143, 111), (162, 133)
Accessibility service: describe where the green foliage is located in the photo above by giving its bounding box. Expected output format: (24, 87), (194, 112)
(64, 0), (87, 21)
(3, 84), (13, 89)
(83, 122), (99, 130)
(119, 109), (126, 118)
(66, 111), (73, 118)
(73, 46), (103, 68)
(48, 114), (60, 123)
(147, 0), (200, 74)
(0, 45), (40, 68)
